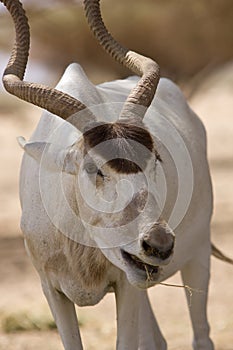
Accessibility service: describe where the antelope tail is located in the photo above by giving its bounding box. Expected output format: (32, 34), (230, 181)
(211, 243), (233, 265)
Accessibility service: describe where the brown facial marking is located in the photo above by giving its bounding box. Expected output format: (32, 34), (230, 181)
(83, 121), (158, 174)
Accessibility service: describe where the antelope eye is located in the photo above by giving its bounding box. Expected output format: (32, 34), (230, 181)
(84, 162), (105, 178)
(84, 162), (98, 174)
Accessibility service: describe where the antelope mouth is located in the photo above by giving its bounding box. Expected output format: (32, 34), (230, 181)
(121, 249), (159, 277)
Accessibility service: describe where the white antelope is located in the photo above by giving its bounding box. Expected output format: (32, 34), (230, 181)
(1, 0), (232, 349)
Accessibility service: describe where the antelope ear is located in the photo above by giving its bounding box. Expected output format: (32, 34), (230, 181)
(17, 136), (81, 175)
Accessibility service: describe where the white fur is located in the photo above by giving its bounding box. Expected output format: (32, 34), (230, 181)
(19, 63), (214, 349)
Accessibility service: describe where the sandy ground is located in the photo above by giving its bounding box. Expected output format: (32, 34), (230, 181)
(0, 63), (232, 349)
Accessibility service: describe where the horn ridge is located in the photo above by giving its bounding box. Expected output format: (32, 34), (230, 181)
(84, 0), (160, 121)
(3, 75), (95, 122)
(2, 0), (30, 80)
(1, 0), (96, 130)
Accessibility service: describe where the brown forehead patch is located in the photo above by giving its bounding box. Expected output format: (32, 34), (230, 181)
(83, 121), (156, 174)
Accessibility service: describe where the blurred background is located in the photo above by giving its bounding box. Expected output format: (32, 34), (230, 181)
(0, 0), (232, 349)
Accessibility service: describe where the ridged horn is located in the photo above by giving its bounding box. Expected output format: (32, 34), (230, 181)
(84, 0), (160, 121)
(1, 0), (96, 130)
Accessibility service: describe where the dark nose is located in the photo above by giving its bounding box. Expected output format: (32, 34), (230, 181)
(142, 222), (175, 260)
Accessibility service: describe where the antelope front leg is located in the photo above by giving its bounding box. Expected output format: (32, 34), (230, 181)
(115, 278), (141, 350)
(181, 240), (214, 350)
(42, 280), (83, 350)
(138, 290), (167, 350)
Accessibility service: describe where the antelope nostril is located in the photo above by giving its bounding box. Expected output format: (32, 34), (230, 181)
(142, 239), (174, 260)
(142, 223), (175, 260)
(142, 240), (158, 255)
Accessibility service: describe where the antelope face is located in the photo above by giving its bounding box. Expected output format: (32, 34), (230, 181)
(72, 121), (175, 288)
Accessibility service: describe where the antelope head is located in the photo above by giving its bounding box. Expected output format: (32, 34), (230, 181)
(1, 0), (175, 288)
